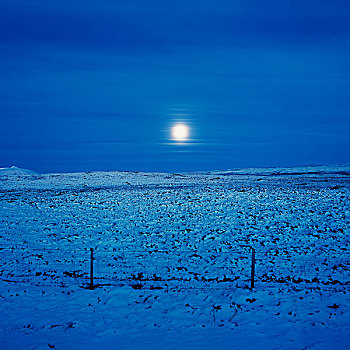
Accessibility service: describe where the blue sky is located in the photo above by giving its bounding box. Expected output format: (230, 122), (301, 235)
(1, 0), (350, 173)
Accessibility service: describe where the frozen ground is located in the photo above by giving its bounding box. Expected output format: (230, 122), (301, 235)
(0, 165), (349, 349)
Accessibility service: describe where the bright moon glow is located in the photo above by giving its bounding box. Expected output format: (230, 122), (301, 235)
(171, 123), (190, 141)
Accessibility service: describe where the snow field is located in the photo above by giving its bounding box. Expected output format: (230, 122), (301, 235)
(0, 169), (349, 349)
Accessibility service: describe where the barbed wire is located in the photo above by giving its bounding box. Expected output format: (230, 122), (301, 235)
(0, 245), (348, 290)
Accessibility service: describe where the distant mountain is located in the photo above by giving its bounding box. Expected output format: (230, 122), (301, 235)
(213, 164), (350, 176)
(0, 166), (37, 176)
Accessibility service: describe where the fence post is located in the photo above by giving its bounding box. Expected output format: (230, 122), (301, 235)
(251, 247), (255, 290)
(90, 248), (94, 289)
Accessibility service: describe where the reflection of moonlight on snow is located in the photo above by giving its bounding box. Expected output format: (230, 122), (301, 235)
(171, 123), (190, 141)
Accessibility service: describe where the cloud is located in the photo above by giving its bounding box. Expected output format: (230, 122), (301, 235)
(1, 0), (349, 53)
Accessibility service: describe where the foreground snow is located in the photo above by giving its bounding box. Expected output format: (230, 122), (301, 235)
(0, 166), (349, 349)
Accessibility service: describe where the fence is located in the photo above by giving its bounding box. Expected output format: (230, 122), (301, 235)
(0, 244), (348, 291)
(87, 246), (256, 290)
(0, 245), (255, 290)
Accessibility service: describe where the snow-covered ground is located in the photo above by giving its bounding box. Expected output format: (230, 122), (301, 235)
(0, 166), (349, 349)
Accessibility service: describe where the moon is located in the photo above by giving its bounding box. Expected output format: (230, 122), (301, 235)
(171, 123), (190, 141)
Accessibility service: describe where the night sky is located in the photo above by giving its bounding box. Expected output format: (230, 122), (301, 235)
(1, 0), (350, 173)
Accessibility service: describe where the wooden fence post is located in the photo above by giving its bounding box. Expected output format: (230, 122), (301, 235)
(90, 248), (94, 289)
(239, 244), (256, 289)
(251, 247), (255, 290)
